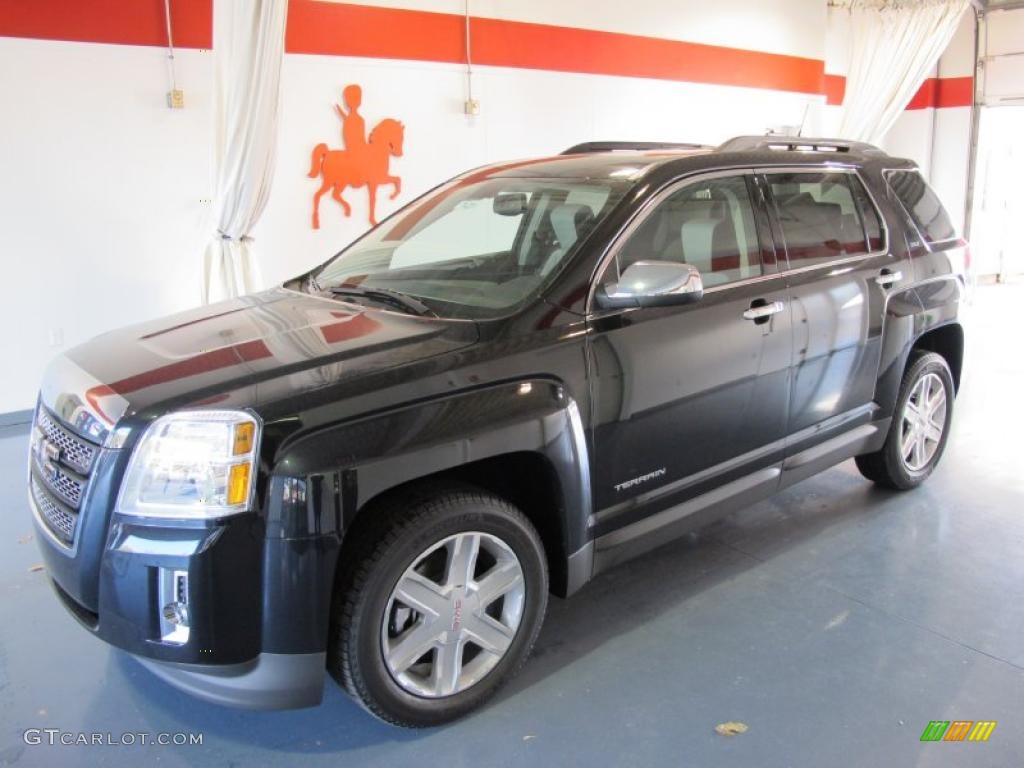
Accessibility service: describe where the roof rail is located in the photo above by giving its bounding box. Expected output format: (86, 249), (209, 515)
(717, 135), (885, 155)
(561, 141), (709, 155)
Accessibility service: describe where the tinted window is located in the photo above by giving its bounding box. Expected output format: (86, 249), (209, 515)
(769, 172), (873, 266)
(886, 170), (957, 244)
(618, 176), (763, 288)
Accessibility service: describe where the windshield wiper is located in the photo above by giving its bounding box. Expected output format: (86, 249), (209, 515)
(328, 285), (435, 317)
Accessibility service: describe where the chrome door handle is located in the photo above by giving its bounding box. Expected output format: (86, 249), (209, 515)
(742, 300), (786, 321)
(875, 270), (902, 287)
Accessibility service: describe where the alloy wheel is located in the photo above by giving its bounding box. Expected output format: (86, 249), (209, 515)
(900, 372), (947, 472)
(381, 532), (526, 698)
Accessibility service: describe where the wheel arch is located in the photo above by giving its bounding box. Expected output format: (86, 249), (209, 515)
(911, 322), (964, 393)
(876, 277), (964, 416)
(339, 449), (575, 598)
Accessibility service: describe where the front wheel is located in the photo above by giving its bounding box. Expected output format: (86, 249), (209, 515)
(329, 487), (548, 727)
(855, 351), (955, 490)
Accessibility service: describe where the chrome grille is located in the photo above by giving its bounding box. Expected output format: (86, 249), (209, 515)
(32, 453), (85, 507)
(30, 476), (76, 544)
(29, 406), (102, 547)
(36, 409), (98, 475)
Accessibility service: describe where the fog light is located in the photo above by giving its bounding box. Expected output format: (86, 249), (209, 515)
(162, 601), (189, 627)
(158, 569), (190, 644)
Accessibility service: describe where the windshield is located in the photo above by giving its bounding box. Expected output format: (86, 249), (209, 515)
(314, 176), (631, 319)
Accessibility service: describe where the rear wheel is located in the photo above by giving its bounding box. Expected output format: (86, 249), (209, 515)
(855, 351), (954, 490)
(329, 487), (548, 727)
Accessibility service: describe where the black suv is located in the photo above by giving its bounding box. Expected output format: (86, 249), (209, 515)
(29, 136), (966, 727)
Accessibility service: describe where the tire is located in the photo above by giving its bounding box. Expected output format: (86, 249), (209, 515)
(328, 485), (548, 727)
(855, 350), (955, 490)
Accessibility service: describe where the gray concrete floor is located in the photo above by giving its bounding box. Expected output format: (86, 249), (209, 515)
(2, 283), (1022, 767)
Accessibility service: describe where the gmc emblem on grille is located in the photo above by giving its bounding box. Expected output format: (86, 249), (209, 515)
(42, 440), (61, 463)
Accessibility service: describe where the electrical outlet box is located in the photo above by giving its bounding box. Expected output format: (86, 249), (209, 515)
(167, 89), (185, 109)
(48, 328), (64, 347)
(464, 98), (481, 116)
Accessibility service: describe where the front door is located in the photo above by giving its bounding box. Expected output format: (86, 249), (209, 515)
(587, 172), (792, 539)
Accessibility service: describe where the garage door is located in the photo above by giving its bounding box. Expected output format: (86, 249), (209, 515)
(980, 5), (1024, 104)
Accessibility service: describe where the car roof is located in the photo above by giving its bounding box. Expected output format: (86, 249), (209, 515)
(473, 150), (712, 181)
(470, 136), (915, 183)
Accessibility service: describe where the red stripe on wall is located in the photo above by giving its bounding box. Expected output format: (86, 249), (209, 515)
(1, 0), (975, 110)
(906, 79), (939, 110)
(285, 0), (824, 94)
(468, 15), (823, 93)
(905, 75), (973, 109)
(286, 1), (464, 63)
(0, 0), (212, 49)
(937, 76), (973, 108)
(824, 74), (972, 110)
(824, 74), (846, 106)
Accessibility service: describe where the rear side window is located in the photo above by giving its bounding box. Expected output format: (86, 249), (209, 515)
(885, 170), (957, 244)
(767, 172), (877, 267)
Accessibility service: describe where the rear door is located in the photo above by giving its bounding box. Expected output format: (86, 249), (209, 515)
(761, 168), (903, 465)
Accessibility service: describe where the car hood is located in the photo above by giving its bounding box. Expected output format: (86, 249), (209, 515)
(40, 288), (478, 443)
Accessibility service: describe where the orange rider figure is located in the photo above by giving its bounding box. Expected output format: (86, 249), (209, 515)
(335, 84), (367, 153)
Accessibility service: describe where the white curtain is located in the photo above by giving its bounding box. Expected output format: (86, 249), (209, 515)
(836, 0), (970, 144)
(202, 0), (288, 304)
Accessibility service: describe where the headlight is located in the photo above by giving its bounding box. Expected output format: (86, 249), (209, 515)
(117, 410), (260, 519)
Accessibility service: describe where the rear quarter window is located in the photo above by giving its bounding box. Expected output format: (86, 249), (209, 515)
(885, 170), (957, 244)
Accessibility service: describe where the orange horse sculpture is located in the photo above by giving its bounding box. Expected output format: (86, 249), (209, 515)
(308, 118), (404, 228)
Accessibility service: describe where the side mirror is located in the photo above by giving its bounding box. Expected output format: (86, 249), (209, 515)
(493, 192), (528, 216)
(596, 260), (704, 309)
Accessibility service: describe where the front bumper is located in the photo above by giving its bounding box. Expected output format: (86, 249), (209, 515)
(136, 652), (326, 710)
(47, 575), (325, 708)
(46, 532), (327, 712)
(29, 365), (343, 710)
(36, 469), (343, 709)
(36, 503), (265, 666)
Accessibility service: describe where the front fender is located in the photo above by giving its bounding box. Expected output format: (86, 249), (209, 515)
(277, 379), (590, 544)
(257, 379), (592, 654)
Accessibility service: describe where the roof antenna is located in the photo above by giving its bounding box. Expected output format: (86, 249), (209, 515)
(797, 103), (810, 137)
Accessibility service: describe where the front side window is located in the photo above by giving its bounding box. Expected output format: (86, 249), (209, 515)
(768, 172), (877, 267)
(885, 169), (957, 244)
(315, 177), (630, 319)
(616, 175), (765, 289)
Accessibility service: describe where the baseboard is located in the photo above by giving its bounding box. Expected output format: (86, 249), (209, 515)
(0, 409), (33, 427)
(975, 273), (1024, 285)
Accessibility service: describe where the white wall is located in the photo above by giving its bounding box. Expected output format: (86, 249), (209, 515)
(0, 37), (213, 415)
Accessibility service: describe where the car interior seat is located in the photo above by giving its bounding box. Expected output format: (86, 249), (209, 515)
(540, 203), (594, 275)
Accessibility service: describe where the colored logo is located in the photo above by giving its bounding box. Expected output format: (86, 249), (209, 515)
(920, 721), (997, 742)
(309, 83), (405, 229)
